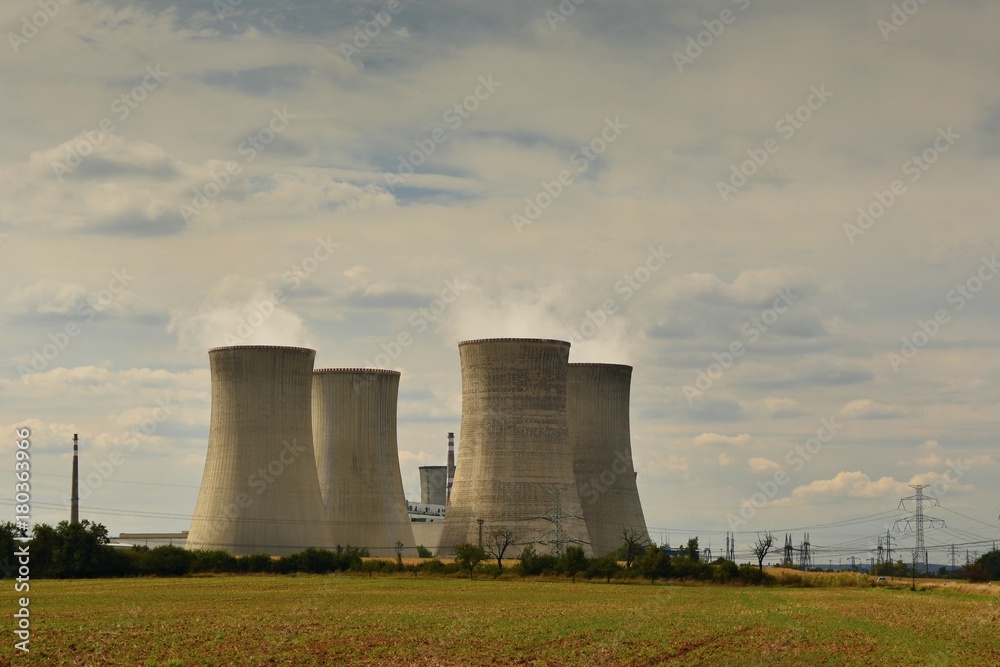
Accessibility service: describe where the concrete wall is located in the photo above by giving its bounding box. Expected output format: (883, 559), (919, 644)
(438, 338), (592, 556)
(410, 522), (443, 554)
(568, 363), (649, 557)
(186, 346), (334, 555)
(312, 369), (416, 557)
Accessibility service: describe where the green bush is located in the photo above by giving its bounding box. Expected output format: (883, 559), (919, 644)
(712, 559), (739, 583)
(190, 549), (239, 574)
(273, 553), (301, 574)
(517, 545), (559, 576)
(587, 555), (621, 583)
(145, 545), (195, 576)
(297, 548), (339, 574)
(238, 553), (273, 573)
(737, 564), (775, 585)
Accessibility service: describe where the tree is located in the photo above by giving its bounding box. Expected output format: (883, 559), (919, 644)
(454, 542), (487, 579)
(589, 554), (620, 583)
(617, 528), (650, 569)
(751, 532), (774, 572)
(416, 545), (433, 559)
(0, 522), (23, 579)
(961, 563), (990, 583)
(637, 545), (671, 583)
(686, 537), (700, 562)
(485, 528), (516, 573)
(560, 545), (588, 583)
(395, 540), (405, 570)
(978, 550), (1000, 580)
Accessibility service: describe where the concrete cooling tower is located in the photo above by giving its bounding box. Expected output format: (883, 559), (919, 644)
(186, 346), (334, 556)
(312, 369), (416, 557)
(419, 466), (447, 506)
(439, 338), (592, 557)
(567, 363), (649, 557)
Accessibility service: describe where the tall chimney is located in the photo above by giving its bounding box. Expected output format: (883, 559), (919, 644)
(71, 433), (79, 524)
(446, 432), (455, 503)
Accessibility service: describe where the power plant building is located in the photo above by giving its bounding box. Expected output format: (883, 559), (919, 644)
(439, 338), (592, 556)
(186, 346), (334, 555)
(312, 368), (416, 557)
(567, 363), (649, 557)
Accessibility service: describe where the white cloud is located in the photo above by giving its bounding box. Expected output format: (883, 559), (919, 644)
(786, 471), (908, 501)
(693, 433), (752, 449)
(748, 457), (781, 473)
(838, 399), (908, 420)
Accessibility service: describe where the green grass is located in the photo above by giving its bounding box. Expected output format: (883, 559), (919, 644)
(5, 575), (999, 666)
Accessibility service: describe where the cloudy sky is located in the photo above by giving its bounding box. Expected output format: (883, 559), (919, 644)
(2, 0), (998, 564)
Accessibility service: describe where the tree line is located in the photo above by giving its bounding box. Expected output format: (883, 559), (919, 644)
(3, 522), (998, 584)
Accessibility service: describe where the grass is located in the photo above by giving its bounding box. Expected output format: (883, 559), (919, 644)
(4, 574), (999, 666)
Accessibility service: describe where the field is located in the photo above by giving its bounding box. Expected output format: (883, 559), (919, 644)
(5, 574), (999, 666)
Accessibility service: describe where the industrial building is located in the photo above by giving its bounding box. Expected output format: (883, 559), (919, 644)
(438, 338), (593, 557)
(186, 346), (334, 555)
(312, 368), (416, 557)
(567, 363), (649, 556)
(184, 340), (649, 561)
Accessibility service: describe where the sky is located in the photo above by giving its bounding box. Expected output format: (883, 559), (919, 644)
(2, 0), (998, 566)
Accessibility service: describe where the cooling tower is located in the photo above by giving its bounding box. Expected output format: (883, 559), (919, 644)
(568, 363), (649, 557)
(439, 338), (592, 557)
(186, 346), (334, 556)
(312, 369), (416, 557)
(419, 466), (448, 506)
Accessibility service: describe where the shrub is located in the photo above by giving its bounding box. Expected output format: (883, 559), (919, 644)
(737, 564), (775, 586)
(297, 548), (339, 574)
(712, 559), (739, 584)
(145, 545), (195, 576)
(190, 549), (239, 574)
(239, 553), (274, 573)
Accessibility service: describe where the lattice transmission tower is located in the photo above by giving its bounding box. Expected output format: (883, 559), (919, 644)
(894, 484), (945, 575)
(538, 489), (587, 556)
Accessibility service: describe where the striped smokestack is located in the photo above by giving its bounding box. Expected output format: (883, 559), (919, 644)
(71, 433), (79, 524)
(447, 432), (455, 503)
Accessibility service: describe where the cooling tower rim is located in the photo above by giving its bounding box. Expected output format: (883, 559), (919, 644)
(458, 337), (570, 347)
(313, 367), (401, 376)
(568, 362), (633, 371)
(208, 345), (316, 354)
